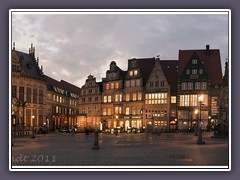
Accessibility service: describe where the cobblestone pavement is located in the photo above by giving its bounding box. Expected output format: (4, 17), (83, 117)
(11, 132), (229, 168)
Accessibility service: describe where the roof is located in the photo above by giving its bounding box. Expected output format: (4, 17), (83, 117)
(178, 48), (222, 84)
(129, 58), (156, 86)
(14, 50), (45, 80)
(160, 60), (179, 93)
(45, 75), (81, 96)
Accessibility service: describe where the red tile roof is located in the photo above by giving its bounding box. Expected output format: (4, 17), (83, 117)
(178, 49), (222, 84)
(160, 60), (179, 93)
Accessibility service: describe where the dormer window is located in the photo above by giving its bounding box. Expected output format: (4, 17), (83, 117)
(192, 59), (197, 64)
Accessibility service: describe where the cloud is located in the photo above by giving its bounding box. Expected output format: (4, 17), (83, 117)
(11, 12), (229, 87)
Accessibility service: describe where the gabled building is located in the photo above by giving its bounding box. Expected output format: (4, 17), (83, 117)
(11, 43), (47, 133)
(123, 58), (154, 132)
(101, 61), (126, 132)
(160, 60), (179, 131)
(78, 75), (102, 132)
(177, 45), (222, 131)
(46, 76), (80, 131)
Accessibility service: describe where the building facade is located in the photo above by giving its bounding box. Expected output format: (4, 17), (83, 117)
(11, 44), (47, 133)
(78, 75), (102, 132)
(101, 61), (126, 132)
(46, 76), (80, 131)
(177, 45), (222, 131)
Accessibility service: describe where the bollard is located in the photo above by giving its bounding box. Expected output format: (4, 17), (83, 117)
(92, 131), (99, 150)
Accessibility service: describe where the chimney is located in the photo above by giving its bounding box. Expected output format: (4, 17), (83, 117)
(206, 45), (210, 51)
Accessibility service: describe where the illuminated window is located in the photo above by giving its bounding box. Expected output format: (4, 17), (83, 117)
(115, 94), (122, 102)
(106, 83), (109, 90)
(126, 93), (130, 101)
(103, 108), (107, 115)
(126, 107), (130, 115)
(108, 95), (112, 102)
(56, 106), (59, 113)
(107, 108), (112, 115)
(190, 95), (198, 106)
(199, 69), (203, 74)
(134, 70), (138, 76)
(129, 71), (133, 76)
(103, 96), (107, 103)
(115, 82), (119, 89)
(145, 93), (168, 104)
(133, 93), (137, 101)
(132, 107), (136, 115)
(115, 107), (122, 114)
(171, 96), (176, 103)
(137, 92), (142, 101)
(119, 94), (122, 102)
(111, 83), (114, 89)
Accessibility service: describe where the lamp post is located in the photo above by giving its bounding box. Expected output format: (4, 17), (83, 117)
(194, 109), (198, 136)
(174, 118), (178, 133)
(31, 115), (35, 138)
(197, 95), (205, 145)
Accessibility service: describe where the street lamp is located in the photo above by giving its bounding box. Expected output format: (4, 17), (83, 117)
(197, 95), (205, 145)
(31, 115), (35, 138)
(194, 109), (198, 136)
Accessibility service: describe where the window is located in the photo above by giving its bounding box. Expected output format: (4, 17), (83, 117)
(131, 80), (135, 87)
(103, 96), (107, 103)
(161, 81), (164, 87)
(115, 82), (119, 89)
(181, 82), (187, 90)
(126, 93), (130, 101)
(195, 82), (200, 90)
(199, 69), (203, 74)
(125, 81), (130, 88)
(132, 107), (136, 115)
(89, 89), (92, 94)
(95, 96), (98, 101)
(192, 59), (197, 64)
(150, 82), (153, 87)
(108, 95), (112, 102)
(106, 83), (109, 90)
(155, 81), (159, 87)
(129, 71), (133, 76)
(190, 95), (198, 106)
(27, 87), (31, 103)
(201, 82), (207, 90)
(115, 107), (122, 114)
(12, 85), (17, 98)
(134, 70), (138, 76)
(188, 82), (193, 90)
(137, 92), (142, 101)
(19, 86), (24, 102)
(39, 89), (43, 104)
(136, 79), (141, 87)
(88, 97), (92, 102)
(186, 69), (190, 74)
(192, 69), (197, 74)
(33, 88), (37, 103)
(133, 93), (137, 101)
(56, 106), (59, 113)
(126, 107), (130, 115)
(111, 83), (114, 89)
(115, 94), (122, 102)
(171, 96), (176, 103)
(145, 93), (167, 104)
(103, 108), (107, 115)
(107, 108), (112, 115)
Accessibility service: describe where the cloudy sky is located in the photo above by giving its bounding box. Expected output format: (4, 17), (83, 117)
(11, 10), (229, 88)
